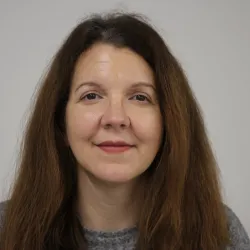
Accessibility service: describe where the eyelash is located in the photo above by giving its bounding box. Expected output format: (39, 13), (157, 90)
(80, 92), (151, 103)
(80, 92), (102, 101)
(129, 94), (150, 102)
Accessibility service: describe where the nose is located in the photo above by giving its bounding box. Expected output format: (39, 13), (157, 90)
(100, 99), (130, 130)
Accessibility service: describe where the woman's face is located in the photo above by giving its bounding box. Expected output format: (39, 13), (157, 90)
(66, 43), (163, 184)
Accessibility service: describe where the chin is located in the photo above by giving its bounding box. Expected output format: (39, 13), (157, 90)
(97, 173), (137, 185)
(93, 167), (140, 185)
(78, 162), (146, 185)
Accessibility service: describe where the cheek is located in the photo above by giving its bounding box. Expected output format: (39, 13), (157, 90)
(66, 106), (101, 140)
(131, 109), (163, 143)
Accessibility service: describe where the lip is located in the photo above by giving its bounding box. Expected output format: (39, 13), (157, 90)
(96, 141), (134, 153)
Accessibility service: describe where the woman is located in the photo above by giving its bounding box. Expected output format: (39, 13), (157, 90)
(0, 12), (249, 250)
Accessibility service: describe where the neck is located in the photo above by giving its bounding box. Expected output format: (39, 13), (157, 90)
(76, 169), (139, 232)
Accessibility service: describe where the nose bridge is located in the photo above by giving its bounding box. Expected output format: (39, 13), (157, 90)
(101, 92), (129, 127)
(107, 93), (126, 118)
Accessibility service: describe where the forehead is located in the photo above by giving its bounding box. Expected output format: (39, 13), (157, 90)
(72, 43), (154, 85)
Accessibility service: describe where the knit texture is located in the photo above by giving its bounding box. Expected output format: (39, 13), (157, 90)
(0, 201), (249, 249)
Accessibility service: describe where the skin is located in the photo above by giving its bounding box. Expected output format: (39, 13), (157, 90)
(65, 43), (163, 231)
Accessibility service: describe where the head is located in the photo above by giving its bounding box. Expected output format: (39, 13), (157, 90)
(1, 12), (229, 250)
(66, 42), (163, 185)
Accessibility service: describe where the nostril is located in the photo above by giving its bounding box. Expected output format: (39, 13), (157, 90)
(104, 124), (112, 129)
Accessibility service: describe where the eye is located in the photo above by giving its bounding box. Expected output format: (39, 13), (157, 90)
(81, 92), (102, 101)
(130, 94), (150, 102)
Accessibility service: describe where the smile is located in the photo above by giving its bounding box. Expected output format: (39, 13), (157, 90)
(95, 141), (134, 153)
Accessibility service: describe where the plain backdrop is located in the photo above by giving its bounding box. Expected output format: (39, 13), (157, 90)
(0, 0), (249, 233)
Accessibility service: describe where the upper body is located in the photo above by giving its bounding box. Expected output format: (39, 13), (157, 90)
(1, 12), (249, 250)
(0, 201), (249, 249)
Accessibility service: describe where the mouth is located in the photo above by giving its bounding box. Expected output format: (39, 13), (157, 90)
(95, 141), (135, 153)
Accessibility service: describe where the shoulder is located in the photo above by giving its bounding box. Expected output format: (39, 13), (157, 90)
(225, 205), (250, 249)
(0, 201), (249, 249)
(0, 200), (8, 230)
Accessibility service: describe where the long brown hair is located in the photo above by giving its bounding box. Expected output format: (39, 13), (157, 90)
(0, 12), (230, 250)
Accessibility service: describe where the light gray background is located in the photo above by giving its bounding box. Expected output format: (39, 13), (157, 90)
(0, 1), (249, 233)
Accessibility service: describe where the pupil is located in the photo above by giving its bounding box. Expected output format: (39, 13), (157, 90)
(87, 93), (96, 99)
(137, 95), (145, 101)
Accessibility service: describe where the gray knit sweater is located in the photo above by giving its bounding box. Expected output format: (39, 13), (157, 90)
(0, 201), (249, 249)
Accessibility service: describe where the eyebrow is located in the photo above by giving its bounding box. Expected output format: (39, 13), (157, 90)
(75, 81), (103, 93)
(130, 82), (156, 91)
(74, 81), (156, 93)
